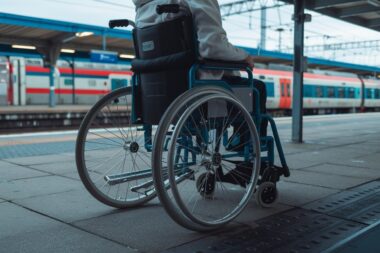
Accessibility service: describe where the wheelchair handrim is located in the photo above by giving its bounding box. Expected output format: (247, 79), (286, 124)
(167, 93), (261, 227)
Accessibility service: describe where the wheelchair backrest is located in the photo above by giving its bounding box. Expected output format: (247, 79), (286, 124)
(132, 14), (197, 124)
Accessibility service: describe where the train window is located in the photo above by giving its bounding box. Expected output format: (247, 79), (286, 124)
(111, 79), (128, 90)
(366, 89), (372, 99)
(338, 87), (345, 98)
(375, 89), (380, 99)
(316, 86), (323, 97)
(0, 64), (8, 85)
(348, 88), (355, 98)
(266, 82), (274, 97)
(259, 75), (266, 80)
(25, 59), (43, 66)
(303, 85), (312, 97)
(64, 79), (73, 86)
(84, 63), (93, 69)
(57, 61), (70, 68)
(287, 84), (291, 97)
(327, 87), (335, 98)
(281, 84), (285, 96)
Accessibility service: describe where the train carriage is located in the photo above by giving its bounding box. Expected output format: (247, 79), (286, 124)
(303, 72), (362, 110)
(3, 56), (132, 105)
(1, 55), (380, 113)
(363, 79), (380, 108)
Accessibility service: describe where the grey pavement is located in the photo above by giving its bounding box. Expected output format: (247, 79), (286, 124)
(0, 112), (379, 252)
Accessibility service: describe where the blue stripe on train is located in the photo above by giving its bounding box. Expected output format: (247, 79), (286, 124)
(304, 84), (361, 99)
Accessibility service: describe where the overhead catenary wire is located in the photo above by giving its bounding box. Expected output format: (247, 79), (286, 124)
(18, 0), (380, 66)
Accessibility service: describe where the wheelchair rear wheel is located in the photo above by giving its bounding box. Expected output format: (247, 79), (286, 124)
(153, 86), (261, 231)
(76, 87), (156, 208)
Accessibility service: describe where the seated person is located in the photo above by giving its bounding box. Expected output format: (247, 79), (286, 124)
(132, 0), (267, 137)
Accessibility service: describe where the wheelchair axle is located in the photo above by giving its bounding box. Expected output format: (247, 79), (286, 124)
(123, 141), (140, 153)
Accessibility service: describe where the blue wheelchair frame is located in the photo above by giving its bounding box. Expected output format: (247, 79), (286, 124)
(131, 61), (290, 181)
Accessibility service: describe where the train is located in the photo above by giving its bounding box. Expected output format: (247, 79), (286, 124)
(0, 56), (132, 105)
(1, 55), (380, 114)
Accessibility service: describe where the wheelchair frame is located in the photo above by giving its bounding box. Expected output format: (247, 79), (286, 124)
(76, 7), (290, 232)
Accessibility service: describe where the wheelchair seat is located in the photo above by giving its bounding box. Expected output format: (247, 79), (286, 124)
(132, 14), (196, 124)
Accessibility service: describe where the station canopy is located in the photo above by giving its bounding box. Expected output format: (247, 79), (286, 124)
(0, 12), (134, 55)
(281, 0), (380, 33)
(1, 8), (380, 75)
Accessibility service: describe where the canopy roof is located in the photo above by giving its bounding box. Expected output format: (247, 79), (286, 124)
(0, 12), (133, 54)
(280, 0), (380, 32)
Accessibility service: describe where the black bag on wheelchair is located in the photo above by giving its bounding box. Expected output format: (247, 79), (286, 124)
(132, 14), (197, 124)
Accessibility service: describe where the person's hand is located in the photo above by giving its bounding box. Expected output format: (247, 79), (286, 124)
(245, 55), (255, 69)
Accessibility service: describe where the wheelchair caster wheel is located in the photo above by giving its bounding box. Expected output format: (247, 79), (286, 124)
(255, 182), (278, 208)
(196, 173), (215, 198)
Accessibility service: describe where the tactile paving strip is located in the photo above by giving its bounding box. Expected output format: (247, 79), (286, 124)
(165, 181), (380, 253)
(166, 209), (364, 253)
(330, 194), (380, 225)
(305, 180), (380, 225)
(257, 209), (364, 253)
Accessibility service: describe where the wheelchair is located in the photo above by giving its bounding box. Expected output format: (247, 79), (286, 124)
(75, 4), (290, 232)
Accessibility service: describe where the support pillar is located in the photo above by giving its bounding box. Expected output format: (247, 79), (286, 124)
(102, 34), (107, 50)
(49, 65), (56, 107)
(292, 0), (307, 143)
(38, 44), (61, 107)
(260, 7), (267, 50)
(71, 58), (76, 105)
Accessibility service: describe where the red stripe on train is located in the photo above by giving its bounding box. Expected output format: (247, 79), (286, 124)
(26, 66), (50, 73)
(26, 88), (110, 95)
(25, 66), (133, 76)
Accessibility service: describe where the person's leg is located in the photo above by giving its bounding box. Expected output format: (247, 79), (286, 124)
(252, 79), (268, 137)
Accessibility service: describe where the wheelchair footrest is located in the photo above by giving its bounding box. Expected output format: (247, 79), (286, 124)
(259, 164), (290, 185)
(214, 161), (290, 188)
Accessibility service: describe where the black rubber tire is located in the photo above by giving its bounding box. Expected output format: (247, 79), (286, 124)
(76, 87), (156, 208)
(152, 85), (261, 231)
(255, 181), (278, 208)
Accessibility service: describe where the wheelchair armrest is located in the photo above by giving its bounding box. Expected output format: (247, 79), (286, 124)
(199, 59), (250, 70)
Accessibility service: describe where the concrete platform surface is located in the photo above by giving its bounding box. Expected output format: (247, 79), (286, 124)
(0, 112), (379, 252)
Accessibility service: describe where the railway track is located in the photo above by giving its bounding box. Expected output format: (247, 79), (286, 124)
(0, 110), (131, 134)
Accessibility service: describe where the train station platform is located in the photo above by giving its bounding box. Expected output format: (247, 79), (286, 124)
(0, 113), (379, 252)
